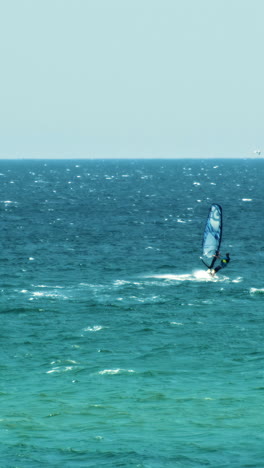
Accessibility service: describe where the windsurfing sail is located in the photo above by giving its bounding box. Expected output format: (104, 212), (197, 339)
(201, 203), (222, 269)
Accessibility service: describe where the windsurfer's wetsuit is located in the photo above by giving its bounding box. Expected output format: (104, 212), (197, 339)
(212, 253), (230, 274)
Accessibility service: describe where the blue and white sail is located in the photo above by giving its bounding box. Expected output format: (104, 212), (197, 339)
(201, 204), (222, 269)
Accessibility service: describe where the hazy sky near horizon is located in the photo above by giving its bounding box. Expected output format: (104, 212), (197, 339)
(1, 0), (263, 159)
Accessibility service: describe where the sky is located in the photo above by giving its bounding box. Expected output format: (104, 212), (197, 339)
(0, 0), (263, 159)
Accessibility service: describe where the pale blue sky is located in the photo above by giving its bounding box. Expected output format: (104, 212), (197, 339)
(0, 0), (263, 158)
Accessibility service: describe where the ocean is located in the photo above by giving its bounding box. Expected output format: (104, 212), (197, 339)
(1, 158), (264, 467)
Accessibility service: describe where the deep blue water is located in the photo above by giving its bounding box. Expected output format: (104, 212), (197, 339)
(1, 159), (264, 467)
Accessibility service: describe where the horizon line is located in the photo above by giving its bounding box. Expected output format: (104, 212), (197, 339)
(0, 156), (262, 161)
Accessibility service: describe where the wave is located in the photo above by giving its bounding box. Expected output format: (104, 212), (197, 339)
(46, 359), (79, 374)
(98, 369), (135, 375)
(250, 288), (264, 295)
(83, 325), (104, 332)
(146, 270), (239, 283)
(146, 271), (217, 282)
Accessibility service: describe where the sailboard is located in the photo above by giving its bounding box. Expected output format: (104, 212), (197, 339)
(201, 203), (222, 269)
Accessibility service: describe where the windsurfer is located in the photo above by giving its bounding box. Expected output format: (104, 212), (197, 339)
(210, 253), (230, 276)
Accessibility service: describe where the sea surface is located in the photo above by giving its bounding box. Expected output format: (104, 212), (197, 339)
(1, 158), (264, 467)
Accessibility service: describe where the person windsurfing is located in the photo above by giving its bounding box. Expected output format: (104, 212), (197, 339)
(210, 253), (230, 276)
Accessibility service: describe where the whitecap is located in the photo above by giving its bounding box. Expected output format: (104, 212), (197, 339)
(83, 325), (103, 332)
(113, 280), (130, 286)
(242, 198), (252, 202)
(30, 290), (69, 300)
(250, 288), (264, 294)
(47, 366), (74, 374)
(148, 270), (229, 283)
(150, 272), (212, 282)
(98, 369), (135, 375)
(50, 359), (77, 365)
(149, 273), (192, 281)
(232, 277), (243, 283)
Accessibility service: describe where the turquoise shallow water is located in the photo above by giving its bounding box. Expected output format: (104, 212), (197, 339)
(1, 159), (264, 467)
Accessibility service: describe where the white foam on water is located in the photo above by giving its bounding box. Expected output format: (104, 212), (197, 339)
(83, 325), (103, 332)
(146, 270), (231, 283)
(47, 366), (74, 374)
(26, 287), (70, 300)
(232, 277), (243, 283)
(250, 288), (264, 294)
(149, 273), (192, 281)
(1, 200), (18, 204)
(32, 291), (65, 298)
(148, 271), (213, 282)
(98, 369), (135, 375)
(113, 280), (130, 287)
(46, 359), (78, 374)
